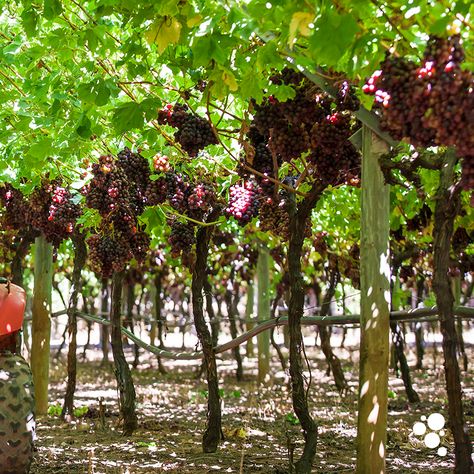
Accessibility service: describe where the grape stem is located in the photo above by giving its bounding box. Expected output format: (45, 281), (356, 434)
(0, 69), (26, 97)
(166, 210), (221, 227)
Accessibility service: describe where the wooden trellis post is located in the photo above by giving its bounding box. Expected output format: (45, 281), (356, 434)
(257, 243), (270, 383)
(31, 235), (53, 415)
(356, 125), (390, 473)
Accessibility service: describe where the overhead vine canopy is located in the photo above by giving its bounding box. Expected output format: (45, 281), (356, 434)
(0, 0), (472, 186)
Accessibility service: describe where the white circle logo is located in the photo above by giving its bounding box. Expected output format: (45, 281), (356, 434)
(427, 413), (445, 431)
(411, 412), (447, 456)
(424, 432), (441, 449)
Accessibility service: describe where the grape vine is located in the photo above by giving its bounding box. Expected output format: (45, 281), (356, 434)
(364, 35), (474, 190)
(158, 103), (218, 157)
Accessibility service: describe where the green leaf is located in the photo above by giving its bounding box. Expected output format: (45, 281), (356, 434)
(240, 71), (264, 102)
(192, 36), (212, 68)
(84, 28), (99, 51)
(77, 82), (97, 104)
(268, 84), (296, 102)
(28, 138), (53, 159)
(309, 10), (360, 66)
(429, 16), (450, 35)
(140, 98), (162, 121)
(113, 102), (144, 133)
(289, 12), (314, 46)
(192, 36), (227, 67)
(155, 0), (180, 16)
(145, 17), (182, 54)
(76, 114), (92, 138)
(21, 8), (39, 38)
(94, 81), (110, 106)
(221, 68), (238, 91)
(43, 0), (63, 20)
(256, 43), (284, 71)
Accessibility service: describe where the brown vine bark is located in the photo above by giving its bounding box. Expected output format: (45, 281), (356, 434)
(225, 272), (243, 381)
(124, 277), (140, 369)
(318, 268), (348, 394)
(11, 229), (37, 287)
(193, 225), (222, 453)
(154, 273), (167, 374)
(100, 278), (110, 365)
(432, 151), (473, 473)
(110, 271), (138, 436)
(391, 267), (419, 403)
(287, 183), (324, 474)
(62, 232), (87, 418)
(415, 277), (426, 369)
(204, 277), (219, 348)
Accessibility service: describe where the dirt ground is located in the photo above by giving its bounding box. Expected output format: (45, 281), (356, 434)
(29, 336), (474, 473)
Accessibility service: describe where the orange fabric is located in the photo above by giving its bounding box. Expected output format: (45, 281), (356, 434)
(0, 283), (26, 336)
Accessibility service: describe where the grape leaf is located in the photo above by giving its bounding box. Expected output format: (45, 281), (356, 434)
(145, 17), (182, 54)
(21, 8), (39, 38)
(222, 69), (238, 91)
(289, 12), (314, 46)
(113, 102), (145, 133)
(43, 0), (63, 20)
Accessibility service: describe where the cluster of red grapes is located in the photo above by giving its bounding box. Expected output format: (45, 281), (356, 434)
(168, 221), (195, 258)
(157, 103), (218, 157)
(153, 153), (170, 172)
(363, 35), (474, 190)
(145, 177), (168, 206)
(257, 70), (359, 179)
(339, 243), (360, 289)
(82, 150), (150, 277)
(0, 184), (31, 231)
(0, 227), (18, 263)
(163, 172), (218, 221)
(309, 113), (361, 186)
(145, 165), (221, 259)
(187, 183), (216, 213)
(236, 126), (278, 200)
(232, 68), (360, 233)
(1, 180), (81, 248)
(406, 204), (432, 232)
(258, 193), (312, 239)
(313, 231), (329, 256)
(258, 197), (291, 239)
(452, 227), (473, 275)
(225, 180), (261, 225)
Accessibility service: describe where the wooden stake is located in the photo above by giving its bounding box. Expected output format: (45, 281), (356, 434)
(356, 126), (390, 474)
(31, 235), (53, 415)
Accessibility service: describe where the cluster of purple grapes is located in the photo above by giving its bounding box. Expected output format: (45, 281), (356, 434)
(82, 151), (150, 277)
(254, 69), (360, 179)
(0, 184), (31, 231)
(258, 197), (290, 238)
(233, 68), (361, 233)
(1, 180), (81, 248)
(363, 35), (474, 190)
(239, 126), (278, 196)
(258, 194), (312, 239)
(187, 183), (216, 213)
(225, 181), (261, 225)
(158, 103), (218, 157)
(145, 168), (220, 258)
(339, 244), (360, 289)
(309, 113), (361, 186)
(163, 172), (219, 220)
(168, 221), (195, 258)
(87, 228), (150, 278)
